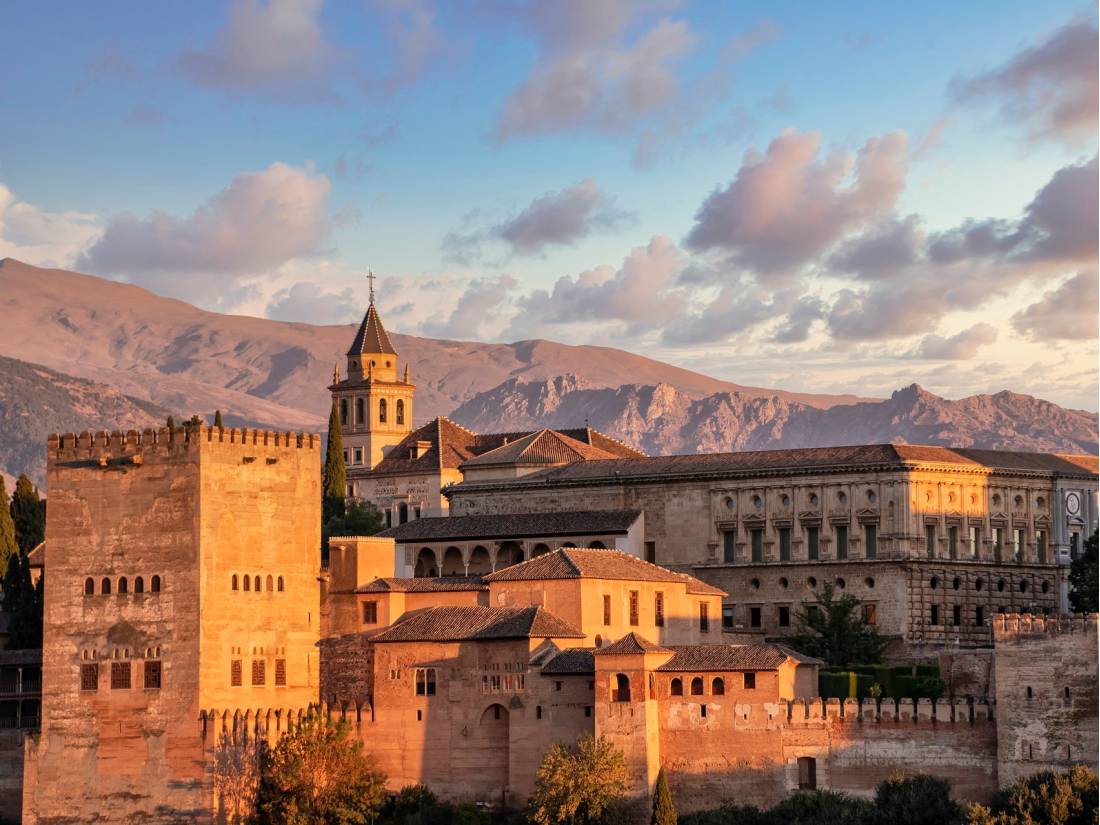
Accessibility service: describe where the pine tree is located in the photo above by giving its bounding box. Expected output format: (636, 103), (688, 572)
(0, 478), (17, 583)
(214, 410), (224, 429)
(322, 402), (346, 525)
(10, 474), (44, 555)
(651, 766), (677, 825)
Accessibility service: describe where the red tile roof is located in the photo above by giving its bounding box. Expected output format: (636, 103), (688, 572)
(356, 576), (488, 593)
(540, 647), (596, 674)
(656, 644), (797, 672)
(461, 429), (623, 468)
(370, 605), (585, 642)
(593, 632), (670, 656)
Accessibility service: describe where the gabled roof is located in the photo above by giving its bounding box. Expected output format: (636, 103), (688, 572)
(655, 644), (812, 672)
(593, 632), (670, 656)
(461, 429), (622, 468)
(356, 576), (487, 593)
(370, 605), (585, 642)
(378, 509), (641, 542)
(347, 302), (397, 356)
(541, 647), (596, 674)
(482, 548), (727, 596)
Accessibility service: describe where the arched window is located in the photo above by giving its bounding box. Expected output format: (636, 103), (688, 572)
(613, 673), (631, 702)
(396, 399), (405, 425)
(118, 577), (128, 594)
(712, 677), (725, 695)
(101, 577), (112, 595)
(84, 578), (95, 596)
(340, 399), (348, 426)
(266, 575), (274, 592)
(243, 576), (251, 592)
(594, 635), (603, 648)
(355, 398), (364, 427)
(277, 576), (285, 592)
(379, 398), (387, 423)
(670, 678), (683, 696)
(588, 541), (607, 549)
(690, 677), (704, 695)
(253, 575), (261, 592)
(231, 575), (238, 591)
(135, 576), (144, 594)
(151, 575), (161, 593)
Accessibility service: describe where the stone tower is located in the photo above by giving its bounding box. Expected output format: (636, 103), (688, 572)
(330, 290), (414, 474)
(23, 425), (321, 824)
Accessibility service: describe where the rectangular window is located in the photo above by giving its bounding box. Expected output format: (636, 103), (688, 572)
(722, 604), (734, 630)
(975, 606), (984, 627)
(807, 526), (819, 561)
(251, 659), (265, 686)
(1015, 529), (1026, 562)
(926, 524), (936, 559)
(1070, 532), (1080, 560)
(80, 663), (98, 692)
(749, 606), (762, 628)
(750, 529), (763, 563)
(415, 668), (437, 696)
(864, 524), (876, 559)
(110, 661), (131, 690)
(143, 660), (162, 690)
(930, 604), (940, 626)
(779, 527), (791, 561)
(554, 681), (563, 692)
(342, 448), (349, 464)
(743, 672), (756, 690)
(1036, 530), (1047, 563)
(275, 659), (287, 686)
(362, 601), (378, 624)
(952, 605), (962, 627)
(629, 591), (639, 626)
(861, 604), (877, 625)
(353, 448), (363, 465)
(584, 706), (592, 718)
(994, 527), (1004, 561)
(699, 603), (709, 633)
(602, 594), (611, 626)
(778, 605), (790, 627)
(644, 541), (656, 563)
(654, 593), (665, 627)
(970, 526), (981, 559)
(231, 660), (242, 687)
(835, 525), (848, 560)
(948, 526), (958, 559)
(722, 529), (735, 563)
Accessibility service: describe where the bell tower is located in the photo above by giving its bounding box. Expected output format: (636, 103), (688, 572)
(330, 272), (415, 475)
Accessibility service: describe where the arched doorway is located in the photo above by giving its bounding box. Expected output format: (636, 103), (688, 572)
(414, 548), (438, 578)
(468, 546), (492, 575)
(531, 543), (551, 557)
(496, 542), (524, 569)
(441, 547), (464, 576)
(472, 704), (510, 802)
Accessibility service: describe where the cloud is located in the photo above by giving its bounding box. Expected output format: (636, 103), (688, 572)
(77, 162), (331, 298)
(1012, 271), (1099, 341)
(442, 178), (632, 262)
(0, 184), (100, 268)
(684, 130), (907, 277)
(910, 323), (998, 360)
(771, 295), (826, 343)
(363, 0), (445, 94)
(265, 281), (361, 324)
(952, 17), (1098, 144)
(495, 1), (696, 140)
(661, 280), (773, 345)
(420, 275), (518, 340)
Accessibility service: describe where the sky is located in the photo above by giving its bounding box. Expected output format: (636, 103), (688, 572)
(1, 1), (1097, 409)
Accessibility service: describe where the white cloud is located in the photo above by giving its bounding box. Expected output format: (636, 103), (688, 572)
(265, 282), (361, 325)
(0, 184), (100, 268)
(910, 323), (998, 360)
(1012, 272), (1099, 341)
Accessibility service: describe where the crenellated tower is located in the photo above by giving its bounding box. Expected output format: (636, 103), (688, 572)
(330, 276), (415, 477)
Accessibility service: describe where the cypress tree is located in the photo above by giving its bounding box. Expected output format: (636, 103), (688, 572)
(323, 402), (347, 524)
(166, 415), (176, 431)
(0, 478), (17, 582)
(213, 409), (224, 429)
(10, 474), (44, 555)
(651, 766), (676, 825)
(4, 553), (41, 649)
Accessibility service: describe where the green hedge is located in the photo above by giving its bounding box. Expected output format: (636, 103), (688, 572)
(820, 665), (941, 699)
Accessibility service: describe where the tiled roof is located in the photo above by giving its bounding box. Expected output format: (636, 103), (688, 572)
(656, 644), (794, 672)
(378, 509), (641, 542)
(593, 632), (670, 656)
(370, 605), (585, 642)
(461, 429), (622, 468)
(356, 576), (488, 593)
(541, 648), (596, 674)
(27, 541), (44, 568)
(347, 302), (397, 356)
(483, 548), (726, 597)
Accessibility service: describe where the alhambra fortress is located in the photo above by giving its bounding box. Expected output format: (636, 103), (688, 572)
(7, 296), (1098, 823)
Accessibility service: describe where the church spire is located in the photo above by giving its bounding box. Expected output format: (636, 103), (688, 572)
(346, 270), (397, 358)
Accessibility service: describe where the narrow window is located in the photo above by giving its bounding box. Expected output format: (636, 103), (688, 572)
(243, 576), (251, 592)
(654, 592), (665, 627)
(353, 447), (363, 465)
(712, 678), (725, 695)
(151, 575), (161, 593)
(975, 606), (984, 626)
(554, 681), (563, 692)
(862, 604), (877, 625)
(266, 575), (273, 592)
(536, 705), (543, 719)
(84, 578), (94, 596)
(362, 601), (378, 624)
(253, 576), (260, 592)
(232, 574), (238, 591)
(340, 399), (348, 426)
(1036, 530), (1047, 563)
(700, 705), (707, 718)
(613, 673), (631, 702)
(778, 605), (791, 627)
(602, 594), (611, 626)
(275, 659), (286, 686)
(584, 706), (592, 718)
(952, 605), (962, 627)
(864, 525), (876, 559)
(743, 672), (756, 690)
(251, 660), (265, 686)
(101, 577), (111, 595)
(926, 524), (936, 558)
(930, 605), (940, 626)
(118, 577), (128, 594)
(690, 677), (703, 696)
(699, 603), (710, 633)
(396, 399), (405, 425)
(629, 591), (639, 626)
(948, 526), (958, 559)
(1015, 529), (1026, 562)
(835, 526), (848, 560)
(798, 757), (817, 791)
(750, 606), (762, 628)
(355, 397), (364, 426)
(645, 541), (656, 563)
(1026, 686), (1033, 699)
(970, 526), (981, 559)
(110, 662), (131, 690)
(779, 527), (791, 561)
(231, 660), (242, 687)
(1064, 686), (1070, 699)
(277, 576), (284, 592)
(993, 528), (1004, 562)
(750, 529), (763, 563)
(670, 678), (683, 696)
(80, 663), (98, 691)
(722, 604), (734, 630)
(144, 660), (162, 690)
(427, 668), (436, 696)
(807, 526), (819, 561)
(379, 398), (387, 423)
(722, 529), (735, 563)
(415, 668), (437, 696)
(134, 576), (144, 593)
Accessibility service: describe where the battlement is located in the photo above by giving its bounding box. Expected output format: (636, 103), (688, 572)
(48, 425), (319, 466)
(993, 612), (1098, 641)
(782, 696), (995, 726)
(199, 701), (371, 741)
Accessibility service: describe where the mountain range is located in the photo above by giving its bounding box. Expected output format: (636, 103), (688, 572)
(0, 258), (1095, 487)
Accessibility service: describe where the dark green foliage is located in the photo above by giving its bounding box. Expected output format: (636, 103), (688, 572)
(377, 784), (523, 824)
(785, 584), (887, 668)
(0, 478), (18, 581)
(967, 766), (1098, 825)
(651, 767), (676, 825)
(875, 774), (963, 825)
(1068, 530), (1098, 613)
(10, 474), (44, 555)
(323, 402), (347, 525)
(678, 791), (875, 825)
(214, 409), (224, 428)
(3, 552), (42, 649)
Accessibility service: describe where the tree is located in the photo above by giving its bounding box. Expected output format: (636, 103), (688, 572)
(213, 731), (263, 825)
(214, 409), (224, 429)
(256, 715), (386, 825)
(3, 552), (41, 649)
(10, 474), (44, 555)
(0, 478), (18, 582)
(166, 415), (176, 431)
(966, 767), (1097, 825)
(1068, 530), (1098, 613)
(323, 402), (347, 525)
(786, 584), (887, 667)
(529, 735), (629, 825)
(651, 767), (676, 825)
(324, 499), (385, 542)
(874, 774), (962, 825)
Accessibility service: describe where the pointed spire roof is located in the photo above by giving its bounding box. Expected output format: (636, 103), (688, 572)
(347, 302), (397, 356)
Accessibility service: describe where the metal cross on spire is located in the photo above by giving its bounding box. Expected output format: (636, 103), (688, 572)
(366, 268), (377, 305)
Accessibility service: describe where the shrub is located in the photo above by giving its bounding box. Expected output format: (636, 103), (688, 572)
(528, 735), (629, 825)
(967, 766), (1098, 825)
(874, 773), (963, 825)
